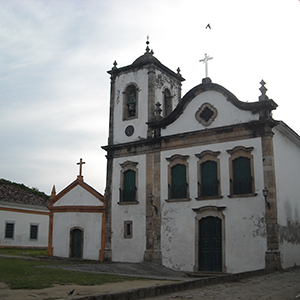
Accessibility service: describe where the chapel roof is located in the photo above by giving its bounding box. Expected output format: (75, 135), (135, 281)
(0, 182), (50, 207)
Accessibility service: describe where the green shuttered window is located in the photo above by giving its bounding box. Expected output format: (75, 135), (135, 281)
(171, 164), (187, 198)
(201, 160), (218, 197)
(233, 157), (252, 194)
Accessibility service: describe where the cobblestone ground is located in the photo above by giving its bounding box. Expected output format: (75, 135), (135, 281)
(146, 268), (300, 300)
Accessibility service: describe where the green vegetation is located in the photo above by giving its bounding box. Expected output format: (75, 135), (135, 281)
(0, 256), (143, 290)
(0, 248), (47, 257)
(0, 178), (49, 200)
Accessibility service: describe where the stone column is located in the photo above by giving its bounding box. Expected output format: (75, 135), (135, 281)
(144, 144), (162, 263)
(261, 124), (282, 270)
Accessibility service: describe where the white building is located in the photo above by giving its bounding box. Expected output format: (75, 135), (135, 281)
(0, 182), (49, 249)
(47, 170), (105, 260)
(102, 42), (300, 273)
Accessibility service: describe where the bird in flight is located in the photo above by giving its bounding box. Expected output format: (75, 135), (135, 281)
(67, 289), (75, 296)
(206, 23), (211, 29)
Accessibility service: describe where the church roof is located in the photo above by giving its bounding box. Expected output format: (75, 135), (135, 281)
(108, 45), (184, 82)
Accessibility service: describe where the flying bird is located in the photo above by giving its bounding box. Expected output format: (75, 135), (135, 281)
(206, 23), (211, 29)
(67, 289), (75, 296)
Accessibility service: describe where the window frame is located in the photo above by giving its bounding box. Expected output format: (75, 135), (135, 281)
(227, 146), (256, 197)
(195, 150), (222, 200)
(119, 161), (139, 204)
(5, 221), (15, 239)
(124, 221), (133, 239)
(30, 223), (39, 241)
(166, 154), (190, 202)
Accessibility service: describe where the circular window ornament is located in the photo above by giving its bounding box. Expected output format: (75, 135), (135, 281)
(125, 125), (134, 136)
(195, 102), (218, 126)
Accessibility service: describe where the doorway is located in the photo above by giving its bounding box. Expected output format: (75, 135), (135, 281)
(70, 228), (83, 258)
(199, 216), (222, 272)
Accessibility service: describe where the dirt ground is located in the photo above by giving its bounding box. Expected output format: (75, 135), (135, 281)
(0, 280), (174, 300)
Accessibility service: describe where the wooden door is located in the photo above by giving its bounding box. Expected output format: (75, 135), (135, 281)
(71, 229), (82, 258)
(199, 217), (222, 272)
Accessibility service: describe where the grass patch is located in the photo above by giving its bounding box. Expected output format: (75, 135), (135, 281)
(0, 257), (144, 290)
(0, 248), (47, 257)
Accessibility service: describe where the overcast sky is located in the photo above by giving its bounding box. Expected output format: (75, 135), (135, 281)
(1, 0), (300, 195)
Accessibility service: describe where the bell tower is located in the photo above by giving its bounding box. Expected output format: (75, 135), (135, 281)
(103, 40), (184, 263)
(106, 40), (185, 145)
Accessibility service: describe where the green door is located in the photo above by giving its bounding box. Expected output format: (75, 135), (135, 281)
(199, 217), (222, 272)
(71, 229), (82, 258)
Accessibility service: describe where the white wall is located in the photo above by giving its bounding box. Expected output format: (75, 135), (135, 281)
(113, 69), (148, 144)
(111, 154), (147, 262)
(273, 125), (300, 268)
(0, 202), (49, 248)
(160, 137), (267, 273)
(52, 212), (102, 260)
(162, 91), (259, 137)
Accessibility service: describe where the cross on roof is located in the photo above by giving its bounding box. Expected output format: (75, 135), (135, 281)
(77, 158), (85, 179)
(199, 53), (213, 78)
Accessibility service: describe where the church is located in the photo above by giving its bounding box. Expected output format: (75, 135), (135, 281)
(102, 41), (300, 274)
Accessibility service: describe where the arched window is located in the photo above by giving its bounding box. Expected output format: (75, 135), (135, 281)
(123, 84), (138, 120)
(163, 88), (172, 117)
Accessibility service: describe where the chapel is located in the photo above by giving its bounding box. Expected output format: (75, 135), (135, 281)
(47, 159), (105, 260)
(102, 41), (300, 273)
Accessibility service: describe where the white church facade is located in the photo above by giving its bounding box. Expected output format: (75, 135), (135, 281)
(102, 43), (300, 273)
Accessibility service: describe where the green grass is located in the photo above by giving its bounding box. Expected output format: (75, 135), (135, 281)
(0, 254), (145, 290)
(0, 248), (47, 257)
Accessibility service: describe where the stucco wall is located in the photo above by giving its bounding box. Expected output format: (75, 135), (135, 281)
(54, 185), (103, 207)
(52, 212), (102, 260)
(113, 69), (148, 144)
(111, 154), (147, 262)
(160, 137), (267, 273)
(273, 125), (300, 268)
(162, 91), (259, 137)
(0, 204), (49, 248)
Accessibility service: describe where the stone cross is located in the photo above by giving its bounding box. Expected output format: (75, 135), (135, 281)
(77, 158), (85, 177)
(200, 53), (213, 78)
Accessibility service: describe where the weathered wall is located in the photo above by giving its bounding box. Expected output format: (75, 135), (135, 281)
(52, 212), (102, 260)
(0, 203), (49, 248)
(160, 137), (267, 273)
(113, 69), (149, 144)
(273, 125), (300, 268)
(111, 154), (147, 262)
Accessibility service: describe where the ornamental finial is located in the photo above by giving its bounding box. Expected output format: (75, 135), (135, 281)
(259, 80), (269, 101)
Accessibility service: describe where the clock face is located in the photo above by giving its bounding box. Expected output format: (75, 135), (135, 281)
(125, 125), (134, 136)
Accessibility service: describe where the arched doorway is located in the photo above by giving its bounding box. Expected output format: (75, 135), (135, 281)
(70, 228), (83, 258)
(199, 216), (222, 272)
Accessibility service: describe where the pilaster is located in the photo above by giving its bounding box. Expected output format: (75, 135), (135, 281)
(261, 124), (282, 270)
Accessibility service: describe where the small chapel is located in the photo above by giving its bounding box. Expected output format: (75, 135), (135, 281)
(101, 40), (300, 274)
(47, 159), (105, 260)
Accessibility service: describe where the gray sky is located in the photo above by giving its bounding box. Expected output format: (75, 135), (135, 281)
(1, 0), (300, 195)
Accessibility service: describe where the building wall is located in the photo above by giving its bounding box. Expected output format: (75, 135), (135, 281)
(160, 137), (267, 273)
(273, 126), (300, 268)
(0, 203), (49, 248)
(52, 212), (102, 260)
(162, 91), (259, 137)
(113, 69), (149, 144)
(111, 154), (147, 262)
